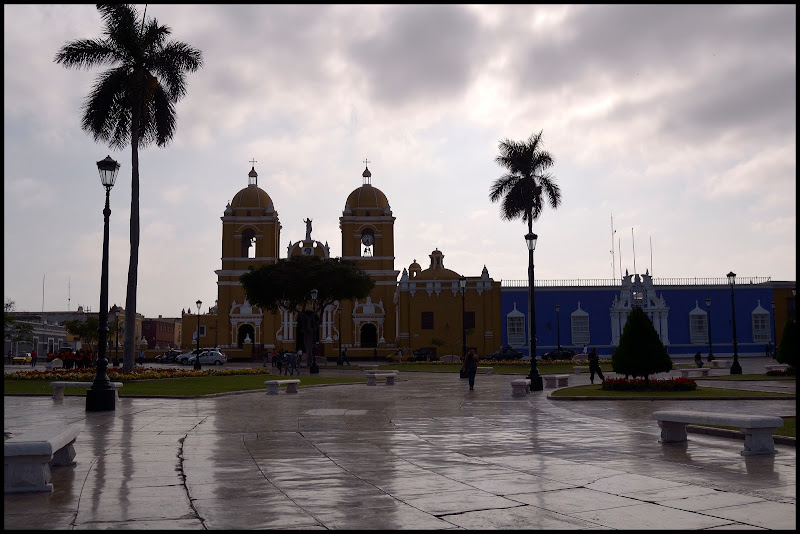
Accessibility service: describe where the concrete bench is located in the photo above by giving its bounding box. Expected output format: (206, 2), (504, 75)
(709, 359), (732, 369)
(543, 374), (570, 388)
(4, 423), (82, 493)
(476, 366), (493, 375)
(511, 378), (531, 397)
(264, 379), (300, 394)
(652, 410), (784, 456)
(365, 370), (399, 386)
(573, 366), (589, 374)
(50, 381), (123, 402)
(679, 368), (710, 378)
(45, 358), (63, 370)
(358, 364), (380, 371)
(765, 364), (790, 372)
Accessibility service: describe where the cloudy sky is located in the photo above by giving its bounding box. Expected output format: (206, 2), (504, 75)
(4, 4), (796, 318)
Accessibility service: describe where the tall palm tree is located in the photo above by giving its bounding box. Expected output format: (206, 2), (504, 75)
(55, 4), (202, 372)
(489, 130), (561, 387)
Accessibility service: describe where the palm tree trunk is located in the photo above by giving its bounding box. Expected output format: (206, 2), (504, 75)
(123, 120), (141, 373)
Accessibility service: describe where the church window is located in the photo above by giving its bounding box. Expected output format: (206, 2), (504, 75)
(421, 312), (434, 330)
(464, 311), (475, 330)
(241, 229), (256, 258)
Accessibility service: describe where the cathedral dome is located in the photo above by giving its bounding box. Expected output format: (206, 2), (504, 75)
(344, 165), (390, 213)
(229, 166), (275, 215)
(416, 249), (462, 280)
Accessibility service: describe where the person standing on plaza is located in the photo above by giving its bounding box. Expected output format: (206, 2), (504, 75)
(30, 349), (38, 367)
(7, 349), (13, 364)
(588, 347), (604, 384)
(464, 349), (479, 391)
(694, 351), (704, 368)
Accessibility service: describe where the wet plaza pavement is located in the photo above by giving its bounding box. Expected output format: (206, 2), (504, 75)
(3, 357), (796, 529)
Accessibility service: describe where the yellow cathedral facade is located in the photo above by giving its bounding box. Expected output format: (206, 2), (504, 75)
(182, 164), (502, 360)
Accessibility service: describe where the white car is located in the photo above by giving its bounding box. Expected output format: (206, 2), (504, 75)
(185, 349), (228, 366)
(177, 348), (209, 365)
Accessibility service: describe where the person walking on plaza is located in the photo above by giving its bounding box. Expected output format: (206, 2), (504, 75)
(694, 351), (704, 368)
(588, 347), (604, 384)
(7, 349), (13, 364)
(340, 347), (350, 365)
(30, 349), (38, 367)
(464, 349), (479, 391)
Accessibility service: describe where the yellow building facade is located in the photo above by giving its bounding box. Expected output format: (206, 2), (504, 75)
(182, 165), (501, 360)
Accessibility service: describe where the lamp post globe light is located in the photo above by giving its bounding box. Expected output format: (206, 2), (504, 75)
(727, 272), (742, 375)
(525, 232), (543, 391)
(194, 300), (202, 370)
(309, 289), (319, 374)
(87, 155), (120, 412)
(555, 304), (561, 353)
(459, 276), (467, 359)
(705, 298), (713, 362)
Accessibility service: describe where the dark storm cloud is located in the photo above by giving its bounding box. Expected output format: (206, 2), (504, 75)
(347, 5), (486, 106)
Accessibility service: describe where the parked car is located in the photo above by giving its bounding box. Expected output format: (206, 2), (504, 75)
(484, 346), (525, 360)
(155, 349), (181, 363)
(177, 348), (209, 365)
(411, 348), (437, 362)
(11, 353), (32, 365)
(541, 347), (578, 360)
(185, 349), (228, 366)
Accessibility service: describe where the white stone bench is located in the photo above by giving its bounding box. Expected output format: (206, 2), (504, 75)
(45, 358), (63, 370)
(765, 364), (790, 372)
(511, 378), (531, 397)
(476, 366), (493, 375)
(679, 368), (710, 378)
(709, 359), (732, 369)
(4, 423), (82, 493)
(365, 370), (399, 386)
(358, 364), (380, 370)
(264, 379), (300, 395)
(543, 374), (570, 388)
(50, 381), (123, 402)
(652, 410), (784, 456)
(573, 366), (590, 374)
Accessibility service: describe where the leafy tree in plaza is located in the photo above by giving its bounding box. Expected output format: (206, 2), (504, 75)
(775, 317), (796, 368)
(4, 300), (34, 354)
(63, 317), (101, 351)
(240, 256), (375, 358)
(55, 4), (203, 372)
(611, 306), (673, 382)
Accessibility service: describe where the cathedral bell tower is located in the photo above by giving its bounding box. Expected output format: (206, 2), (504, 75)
(339, 162), (399, 351)
(215, 164), (282, 349)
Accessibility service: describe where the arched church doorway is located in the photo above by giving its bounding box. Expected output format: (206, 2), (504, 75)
(237, 324), (255, 348)
(360, 323), (377, 348)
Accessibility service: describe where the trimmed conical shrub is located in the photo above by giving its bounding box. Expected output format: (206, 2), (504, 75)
(611, 306), (672, 381)
(775, 318), (796, 368)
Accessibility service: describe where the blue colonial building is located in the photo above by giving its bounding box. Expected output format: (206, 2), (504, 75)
(500, 272), (796, 359)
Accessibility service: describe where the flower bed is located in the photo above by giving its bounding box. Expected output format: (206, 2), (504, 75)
(4, 367), (268, 382)
(601, 376), (697, 391)
(766, 368), (795, 377)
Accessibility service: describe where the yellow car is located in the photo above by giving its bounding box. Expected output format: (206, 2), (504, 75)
(11, 353), (32, 365)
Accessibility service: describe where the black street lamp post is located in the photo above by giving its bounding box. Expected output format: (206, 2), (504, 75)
(727, 272), (742, 374)
(705, 298), (714, 362)
(194, 300), (202, 370)
(87, 155), (120, 412)
(337, 306), (342, 363)
(525, 232), (543, 391)
(770, 301), (776, 358)
(459, 276), (467, 359)
(555, 304), (561, 353)
(309, 289), (319, 374)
